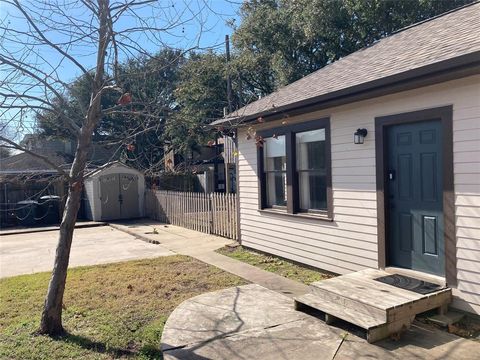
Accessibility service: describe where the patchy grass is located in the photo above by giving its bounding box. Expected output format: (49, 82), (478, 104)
(0, 255), (246, 359)
(217, 246), (334, 285)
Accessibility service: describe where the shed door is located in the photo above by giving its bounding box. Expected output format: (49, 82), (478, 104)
(99, 174), (121, 220)
(386, 120), (444, 276)
(119, 173), (139, 219)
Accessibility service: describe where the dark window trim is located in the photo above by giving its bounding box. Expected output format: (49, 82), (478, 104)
(374, 105), (455, 286)
(257, 118), (333, 219)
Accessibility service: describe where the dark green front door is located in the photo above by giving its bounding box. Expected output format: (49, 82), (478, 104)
(387, 120), (444, 276)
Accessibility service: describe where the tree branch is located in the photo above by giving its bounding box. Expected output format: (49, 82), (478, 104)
(12, 0), (92, 78)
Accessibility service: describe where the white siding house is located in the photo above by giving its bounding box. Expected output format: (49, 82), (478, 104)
(213, 4), (480, 314)
(236, 75), (480, 314)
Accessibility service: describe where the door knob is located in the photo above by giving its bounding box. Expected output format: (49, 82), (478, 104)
(388, 170), (396, 181)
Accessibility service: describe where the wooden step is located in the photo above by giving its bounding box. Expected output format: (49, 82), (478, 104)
(294, 269), (453, 343)
(294, 293), (386, 330)
(309, 282), (387, 321)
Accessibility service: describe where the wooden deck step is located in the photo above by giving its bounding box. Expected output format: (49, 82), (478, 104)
(294, 268), (452, 343)
(294, 293), (386, 329)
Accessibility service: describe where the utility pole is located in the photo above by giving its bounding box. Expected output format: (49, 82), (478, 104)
(225, 34), (233, 113)
(224, 34), (233, 193)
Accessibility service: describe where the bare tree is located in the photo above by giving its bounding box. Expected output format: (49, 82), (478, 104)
(0, 0), (207, 335)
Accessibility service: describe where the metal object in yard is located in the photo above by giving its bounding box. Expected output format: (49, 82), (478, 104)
(15, 200), (38, 226)
(37, 195), (61, 224)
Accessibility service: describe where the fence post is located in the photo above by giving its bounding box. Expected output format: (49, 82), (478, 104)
(208, 193), (212, 234)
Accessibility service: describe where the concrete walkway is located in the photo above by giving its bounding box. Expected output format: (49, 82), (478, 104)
(0, 221), (105, 236)
(109, 220), (309, 298)
(161, 284), (480, 360)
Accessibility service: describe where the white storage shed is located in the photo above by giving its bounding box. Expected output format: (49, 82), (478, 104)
(83, 162), (145, 221)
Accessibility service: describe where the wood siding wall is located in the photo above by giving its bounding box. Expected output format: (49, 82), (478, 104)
(236, 75), (480, 314)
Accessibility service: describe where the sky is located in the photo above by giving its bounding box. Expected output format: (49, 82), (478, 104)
(0, 0), (242, 85)
(0, 0), (242, 141)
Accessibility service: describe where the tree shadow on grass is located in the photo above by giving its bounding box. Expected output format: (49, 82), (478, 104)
(53, 331), (163, 359)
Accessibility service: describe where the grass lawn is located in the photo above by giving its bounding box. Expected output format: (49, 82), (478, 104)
(0, 255), (246, 359)
(217, 246), (334, 285)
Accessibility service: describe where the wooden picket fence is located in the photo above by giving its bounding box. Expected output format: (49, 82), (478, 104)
(145, 190), (238, 240)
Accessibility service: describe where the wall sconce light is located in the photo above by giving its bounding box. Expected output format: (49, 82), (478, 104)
(354, 128), (368, 144)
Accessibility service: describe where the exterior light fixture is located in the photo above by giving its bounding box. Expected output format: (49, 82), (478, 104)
(354, 128), (368, 144)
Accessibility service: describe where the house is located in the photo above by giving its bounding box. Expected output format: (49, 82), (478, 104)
(0, 135), (120, 226)
(212, 4), (480, 315)
(161, 135), (236, 193)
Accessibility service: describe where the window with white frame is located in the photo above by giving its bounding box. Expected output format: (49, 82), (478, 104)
(296, 129), (327, 211)
(263, 135), (287, 207)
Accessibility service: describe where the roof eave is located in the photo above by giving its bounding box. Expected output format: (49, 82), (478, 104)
(212, 51), (480, 127)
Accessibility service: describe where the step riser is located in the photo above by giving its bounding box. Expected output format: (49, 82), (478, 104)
(309, 285), (386, 321)
(386, 290), (452, 322)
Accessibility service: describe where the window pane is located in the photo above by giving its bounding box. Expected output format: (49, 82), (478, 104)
(264, 136), (286, 171)
(266, 172), (287, 207)
(299, 172), (327, 210)
(296, 129), (327, 210)
(296, 129), (325, 170)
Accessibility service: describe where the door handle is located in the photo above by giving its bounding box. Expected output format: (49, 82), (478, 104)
(388, 169), (395, 181)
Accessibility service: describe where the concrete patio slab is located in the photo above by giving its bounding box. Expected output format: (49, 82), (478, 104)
(162, 284), (309, 351)
(162, 284), (480, 360)
(0, 225), (174, 278)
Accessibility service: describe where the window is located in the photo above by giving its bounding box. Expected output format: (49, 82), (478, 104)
(264, 136), (287, 207)
(257, 118), (332, 219)
(296, 129), (327, 211)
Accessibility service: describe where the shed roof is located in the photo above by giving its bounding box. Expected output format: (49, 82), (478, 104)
(212, 2), (480, 125)
(84, 161), (143, 178)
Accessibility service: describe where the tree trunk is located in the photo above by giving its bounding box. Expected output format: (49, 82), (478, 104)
(38, 0), (110, 335)
(38, 125), (98, 334)
(37, 184), (83, 335)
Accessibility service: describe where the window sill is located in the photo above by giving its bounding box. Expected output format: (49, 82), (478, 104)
(258, 208), (334, 222)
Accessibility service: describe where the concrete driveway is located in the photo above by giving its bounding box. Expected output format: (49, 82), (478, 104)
(0, 225), (174, 278)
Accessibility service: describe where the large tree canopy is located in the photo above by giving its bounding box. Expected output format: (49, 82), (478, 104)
(233, 0), (475, 94)
(166, 51), (228, 156)
(34, 0), (475, 167)
(37, 48), (186, 173)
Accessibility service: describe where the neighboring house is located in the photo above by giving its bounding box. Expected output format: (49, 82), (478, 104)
(163, 136), (236, 193)
(19, 134), (119, 167)
(0, 135), (120, 226)
(0, 148), (71, 201)
(212, 4), (480, 314)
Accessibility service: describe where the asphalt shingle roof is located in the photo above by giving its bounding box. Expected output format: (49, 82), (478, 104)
(213, 3), (480, 125)
(0, 151), (72, 173)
